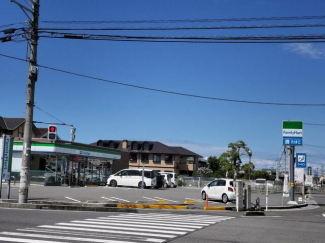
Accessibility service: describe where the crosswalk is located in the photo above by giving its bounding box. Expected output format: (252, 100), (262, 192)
(0, 213), (234, 243)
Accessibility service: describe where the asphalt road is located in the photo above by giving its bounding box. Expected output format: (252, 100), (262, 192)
(0, 184), (309, 208)
(0, 191), (324, 243)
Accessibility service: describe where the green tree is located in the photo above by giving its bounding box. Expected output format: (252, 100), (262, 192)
(224, 140), (251, 179)
(207, 156), (220, 172)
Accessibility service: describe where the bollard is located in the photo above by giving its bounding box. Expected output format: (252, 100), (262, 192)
(255, 197), (261, 211)
(205, 194), (209, 208)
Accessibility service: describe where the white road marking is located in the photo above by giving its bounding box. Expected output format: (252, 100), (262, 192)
(109, 197), (130, 202)
(38, 225), (177, 238)
(143, 197), (157, 201)
(0, 232), (137, 243)
(323, 214), (325, 217)
(97, 217), (210, 226)
(71, 220), (194, 231)
(65, 196), (81, 202)
(87, 218), (203, 228)
(56, 222), (187, 235)
(18, 229), (165, 243)
(154, 197), (179, 203)
(107, 214), (223, 223)
(0, 237), (65, 243)
(101, 196), (117, 201)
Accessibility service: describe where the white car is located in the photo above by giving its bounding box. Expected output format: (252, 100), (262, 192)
(107, 169), (157, 188)
(201, 178), (235, 204)
(159, 173), (172, 188)
(159, 172), (178, 188)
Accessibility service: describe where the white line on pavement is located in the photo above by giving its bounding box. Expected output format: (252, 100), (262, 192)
(109, 197), (130, 202)
(56, 222), (187, 235)
(143, 197), (157, 201)
(65, 196), (81, 202)
(0, 232), (137, 243)
(101, 197), (117, 201)
(38, 225), (177, 238)
(70, 220), (194, 231)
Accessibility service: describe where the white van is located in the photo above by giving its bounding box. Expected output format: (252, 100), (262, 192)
(107, 169), (157, 189)
(159, 172), (178, 188)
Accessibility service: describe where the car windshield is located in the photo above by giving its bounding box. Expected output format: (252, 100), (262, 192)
(230, 181), (234, 187)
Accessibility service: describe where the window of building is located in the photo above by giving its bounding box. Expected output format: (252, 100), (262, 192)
(131, 142), (138, 150)
(18, 132), (24, 138)
(108, 141), (115, 149)
(141, 154), (149, 162)
(129, 153), (137, 162)
(165, 155), (173, 163)
(143, 142), (150, 151)
(153, 154), (161, 163)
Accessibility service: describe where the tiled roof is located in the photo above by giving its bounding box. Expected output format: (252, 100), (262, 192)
(95, 140), (201, 157)
(0, 117), (25, 130)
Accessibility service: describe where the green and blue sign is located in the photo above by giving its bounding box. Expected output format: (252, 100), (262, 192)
(283, 121), (303, 146)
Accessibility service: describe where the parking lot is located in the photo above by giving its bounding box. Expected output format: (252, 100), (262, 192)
(2, 184), (228, 206)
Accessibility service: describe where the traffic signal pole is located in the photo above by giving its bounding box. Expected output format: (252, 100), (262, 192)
(18, 0), (40, 204)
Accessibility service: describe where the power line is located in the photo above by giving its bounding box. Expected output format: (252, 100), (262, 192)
(305, 123), (325, 126)
(37, 23), (325, 31)
(34, 105), (66, 124)
(305, 144), (325, 149)
(1, 52), (325, 107)
(38, 31), (325, 41)
(40, 15), (325, 25)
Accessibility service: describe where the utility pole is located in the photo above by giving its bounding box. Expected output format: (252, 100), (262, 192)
(15, 0), (40, 204)
(289, 146), (295, 203)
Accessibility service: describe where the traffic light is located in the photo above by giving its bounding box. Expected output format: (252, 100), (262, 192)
(48, 125), (57, 140)
(70, 126), (76, 142)
(307, 166), (312, 175)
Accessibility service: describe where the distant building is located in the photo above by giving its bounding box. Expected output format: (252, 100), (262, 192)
(95, 140), (203, 175)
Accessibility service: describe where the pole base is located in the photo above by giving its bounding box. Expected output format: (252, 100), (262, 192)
(287, 200), (298, 205)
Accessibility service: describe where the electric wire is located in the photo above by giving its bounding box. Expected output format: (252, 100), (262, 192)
(40, 15), (325, 25)
(34, 105), (66, 124)
(0, 52), (325, 107)
(36, 23), (325, 31)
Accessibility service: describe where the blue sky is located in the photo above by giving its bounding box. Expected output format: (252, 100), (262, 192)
(1, 0), (325, 172)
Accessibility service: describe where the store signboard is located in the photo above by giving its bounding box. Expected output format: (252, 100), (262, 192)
(283, 121), (303, 146)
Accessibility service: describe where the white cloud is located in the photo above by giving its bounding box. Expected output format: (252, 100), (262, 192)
(283, 43), (325, 59)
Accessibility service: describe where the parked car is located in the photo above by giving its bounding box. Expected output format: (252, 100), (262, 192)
(201, 178), (235, 204)
(159, 172), (178, 188)
(254, 178), (266, 188)
(107, 169), (157, 188)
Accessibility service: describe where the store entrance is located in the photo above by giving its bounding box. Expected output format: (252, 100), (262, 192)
(67, 161), (81, 186)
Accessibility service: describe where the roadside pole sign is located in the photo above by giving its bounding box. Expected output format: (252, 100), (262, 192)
(296, 153), (307, 168)
(1, 135), (14, 180)
(282, 121), (303, 146)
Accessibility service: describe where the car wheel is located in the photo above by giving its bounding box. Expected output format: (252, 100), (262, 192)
(138, 181), (146, 189)
(202, 191), (206, 200)
(222, 194), (228, 204)
(110, 180), (117, 187)
(171, 182), (175, 188)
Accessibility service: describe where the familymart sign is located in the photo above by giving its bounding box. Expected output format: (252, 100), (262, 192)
(283, 121), (303, 146)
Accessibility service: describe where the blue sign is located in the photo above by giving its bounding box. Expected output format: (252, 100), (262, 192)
(283, 138), (303, 146)
(296, 153), (307, 168)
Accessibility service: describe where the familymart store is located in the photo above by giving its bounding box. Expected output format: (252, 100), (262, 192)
(12, 139), (121, 186)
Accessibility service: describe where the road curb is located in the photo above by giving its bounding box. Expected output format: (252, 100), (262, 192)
(0, 202), (137, 213)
